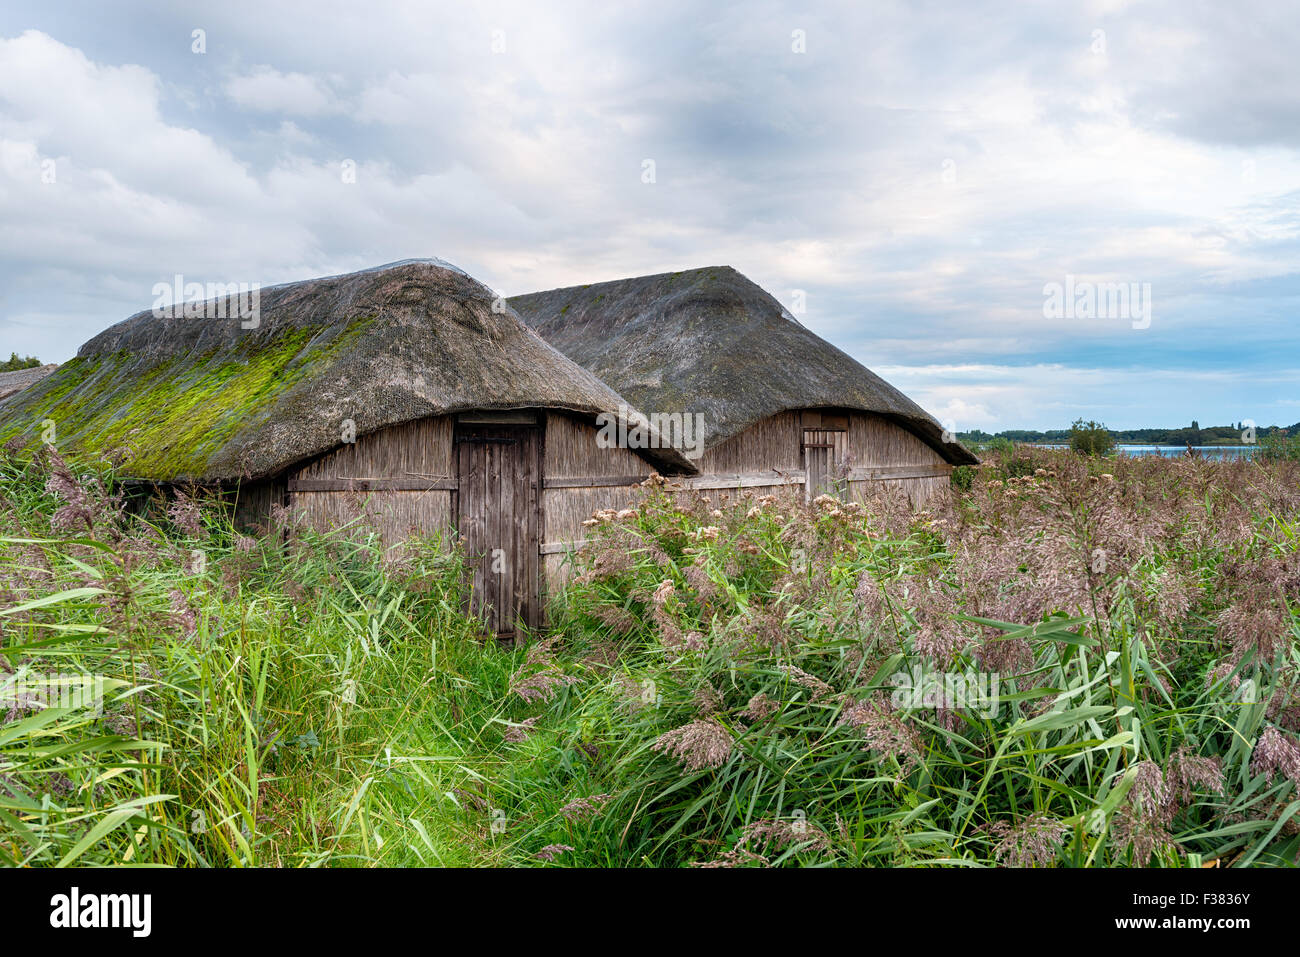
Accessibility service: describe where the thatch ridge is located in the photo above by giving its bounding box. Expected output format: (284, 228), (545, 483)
(0, 260), (695, 481)
(508, 266), (978, 465)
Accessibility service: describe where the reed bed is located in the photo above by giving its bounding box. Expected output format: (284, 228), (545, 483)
(2, 443), (1297, 867)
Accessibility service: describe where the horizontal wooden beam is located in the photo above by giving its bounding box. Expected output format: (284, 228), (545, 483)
(844, 465), (952, 481)
(540, 540), (585, 555)
(543, 475), (653, 489)
(682, 470), (806, 490)
(288, 478), (457, 492)
(285, 464), (949, 497)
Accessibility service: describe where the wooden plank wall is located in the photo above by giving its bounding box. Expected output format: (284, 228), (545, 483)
(289, 416), (455, 544)
(542, 411), (651, 591)
(685, 410), (803, 507)
(279, 408), (954, 628)
(842, 412), (950, 507)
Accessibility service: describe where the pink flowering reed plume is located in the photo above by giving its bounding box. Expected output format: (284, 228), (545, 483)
(779, 663), (833, 700)
(652, 717), (733, 772)
(836, 693), (925, 770)
(988, 813), (1070, 867)
(559, 794), (612, 822)
(502, 716), (539, 744)
(533, 844), (574, 862)
(508, 639), (578, 704)
(740, 692), (779, 722)
(1251, 727), (1300, 788)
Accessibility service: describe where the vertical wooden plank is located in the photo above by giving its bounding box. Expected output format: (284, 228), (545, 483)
(497, 430), (514, 635)
(484, 437), (496, 632)
(452, 421), (543, 638)
(531, 424), (542, 628)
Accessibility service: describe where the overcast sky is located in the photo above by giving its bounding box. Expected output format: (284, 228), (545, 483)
(1, 0), (1297, 432)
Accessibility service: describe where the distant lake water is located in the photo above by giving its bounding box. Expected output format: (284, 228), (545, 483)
(1035, 444), (1260, 459)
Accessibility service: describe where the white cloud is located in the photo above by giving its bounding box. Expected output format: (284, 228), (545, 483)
(0, 2), (1297, 432)
(224, 67), (338, 115)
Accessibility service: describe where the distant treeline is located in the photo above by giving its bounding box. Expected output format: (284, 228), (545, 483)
(958, 421), (1300, 447)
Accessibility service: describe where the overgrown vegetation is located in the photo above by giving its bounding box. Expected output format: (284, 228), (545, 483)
(2, 443), (1298, 867)
(962, 420), (1299, 448)
(1069, 418), (1116, 457)
(0, 353), (41, 373)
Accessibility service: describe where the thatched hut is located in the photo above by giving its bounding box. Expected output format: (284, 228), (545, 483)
(0, 260), (693, 637)
(509, 266), (977, 507)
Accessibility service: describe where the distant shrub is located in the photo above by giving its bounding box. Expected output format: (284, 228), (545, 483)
(1069, 419), (1115, 457)
(0, 352), (40, 372)
(975, 436), (1015, 456)
(1259, 430), (1300, 462)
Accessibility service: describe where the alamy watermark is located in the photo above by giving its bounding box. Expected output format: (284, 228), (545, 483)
(596, 403), (706, 460)
(152, 274), (261, 329)
(1, 671), (107, 717)
(889, 665), (1001, 717)
(1042, 275), (1151, 329)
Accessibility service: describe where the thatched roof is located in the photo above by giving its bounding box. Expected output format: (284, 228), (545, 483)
(509, 266), (978, 465)
(0, 363), (58, 402)
(0, 260), (695, 481)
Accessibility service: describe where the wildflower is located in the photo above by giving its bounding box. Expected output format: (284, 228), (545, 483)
(652, 718), (733, 772)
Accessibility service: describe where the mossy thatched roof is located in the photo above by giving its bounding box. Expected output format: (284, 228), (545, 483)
(509, 266), (978, 465)
(0, 260), (695, 481)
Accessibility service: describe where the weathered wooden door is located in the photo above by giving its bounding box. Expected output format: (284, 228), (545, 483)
(802, 429), (846, 501)
(455, 419), (541, 637)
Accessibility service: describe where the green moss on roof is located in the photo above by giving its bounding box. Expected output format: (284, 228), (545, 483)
(0, 260), (699, 481)
(0, 317), (373, 480)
